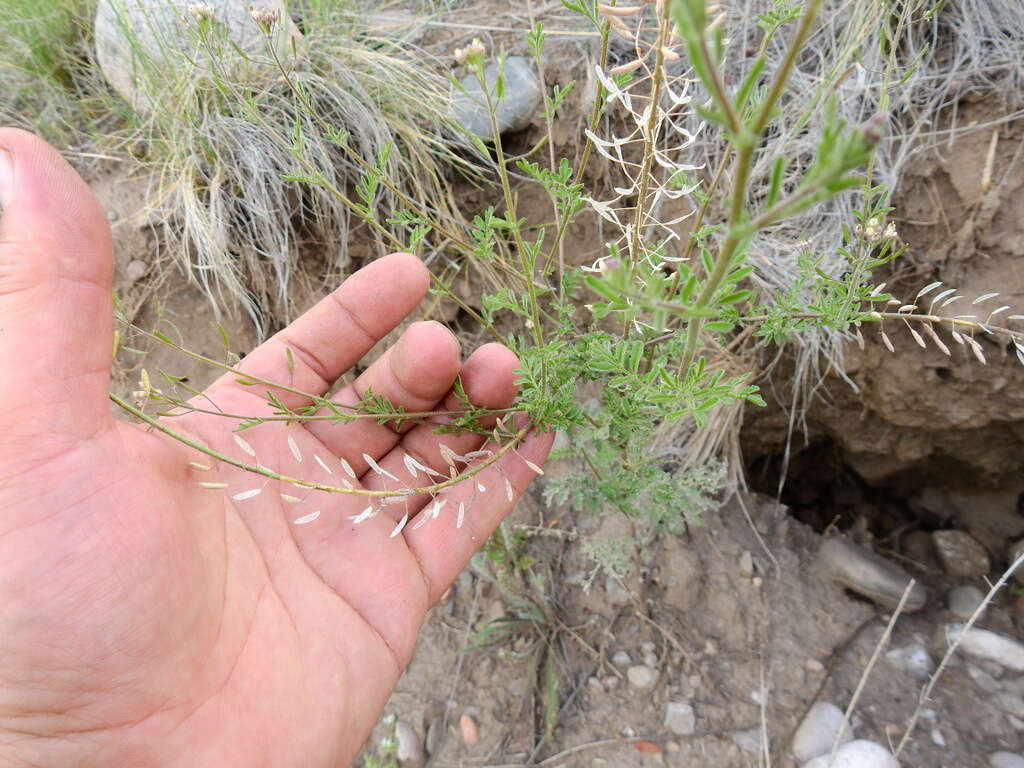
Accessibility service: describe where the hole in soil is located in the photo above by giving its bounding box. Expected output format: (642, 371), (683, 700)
(747, 437), (920, 540)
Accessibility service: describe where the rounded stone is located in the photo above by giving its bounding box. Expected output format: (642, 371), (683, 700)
(885, 643), (935, 681)
(802, 739), (899, 768)
(946, 623), (1024, 671)
(731, 726), (763, 754)
(792, 701), (853, 763)
(932, 530), (990, 577)
(94, 0), (300, 110)
(991, 753), (1024, 768)
(611, 650), (632, 667)
(947, 585), (986, 620)
(818, 537), (927, 611)
(451, 56), (542, 140)
(394, 720), (425, 766)
(627, 664), (657, 689)
(664, 700), (696, 736)
(124, 259), (149, 284)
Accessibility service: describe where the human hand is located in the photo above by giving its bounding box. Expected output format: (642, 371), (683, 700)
(0, 128), (552, 767)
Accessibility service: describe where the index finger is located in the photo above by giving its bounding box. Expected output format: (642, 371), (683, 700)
(210, 253), (430, 408)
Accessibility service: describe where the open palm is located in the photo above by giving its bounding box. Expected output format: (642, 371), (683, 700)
(0, 128), (552, 767)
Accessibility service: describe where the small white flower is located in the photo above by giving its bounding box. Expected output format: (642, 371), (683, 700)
(454, 37), (486, 65)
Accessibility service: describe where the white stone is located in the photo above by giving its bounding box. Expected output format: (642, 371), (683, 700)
(664, 700), (696, 736)
(792, 702), (853, 763)
(451, 56), (542, 140)
(802, 739), (899, 768)
(946, 623), (1024, 671)
(929, 727), (946, 747)
(947, 585), (986, 620)
(885, 643), (934, 681)
(627, 664), (657, 689)
(94, 0), (300, 111)
(611, 650), (632, 667)
(991, 752), (1024, 768)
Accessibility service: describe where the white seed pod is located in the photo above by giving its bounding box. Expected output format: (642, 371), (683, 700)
(973, 292), (1000, 304)
(340, 458), (356, 479)
(908, 325), (927, 348)
(232, 488), (262, 501)
(199, 481), (230, 489)
(280, 493), (302, 503)
(504, 476), (515, 502)
(915, 281), (943, 299)
(966, 336), (987, 364)
(390, 513), (409, 538)
(363, 453), (399, 482)
(233, 433), (257, 457)
(314, 454), (333, 475)
(457, 501), (466, 529)
(881, 331), (895, 353)
(855, 327), (865, 350)
(287, 434), (302, 463)
(350, 506), (374, 524)
(189, 461), (213, 471)
(294, 510), (321, 525)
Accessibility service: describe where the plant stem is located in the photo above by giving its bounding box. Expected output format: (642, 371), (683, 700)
(110, 391), (531, 499)
(627, 11), (672, 282)
(482, 63), (546, 353)
(677, 0), (825, 373)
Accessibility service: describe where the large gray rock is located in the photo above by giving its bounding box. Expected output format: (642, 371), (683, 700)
(792, 702), (852, 763)
(818, 537), (927, 611)
(451, 56), (541, 140)
(94, 0), (300, 110)
(946, 623), (1024, 671)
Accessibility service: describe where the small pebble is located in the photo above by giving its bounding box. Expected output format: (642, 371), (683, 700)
(451, 56), (542, 140)
(731, 726), (763, 754)
(967, 663), (1002, 692)
(587, 676), (604, 695)
(643, 651), (658, 667)
(459, 713), (479, 746)
(395, 720), (425, 765)
(885, 643), (934, 681)
(603, 676), (620, 691)
(805, 658), (826, 674)
(124, 259), (149, 284)
(933, 530), (990, 577)
(947, 585), (986, 620)
(107, 210), (119, 222)
(792, 701), (852, 763)
(663, 700), (696, 736)
(665, 741), (681, 753)
(991, 752), (1024, 768)
(612, 650), (632, 667)
(818, 537), (927, 611)
(739, 550), (754, 577)
(946, 623), (1024, 671)
(930, 727), (946, 747)
(995, 693), (1024, 719)
(802, 739), (899, 768)
(605, 575), (632, 605)
(627, 665), (657, 690)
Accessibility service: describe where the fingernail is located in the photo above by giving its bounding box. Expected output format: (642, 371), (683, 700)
(0, 149), (11, 209)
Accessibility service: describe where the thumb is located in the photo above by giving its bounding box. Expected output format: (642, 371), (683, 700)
(0, 128), (115, 444)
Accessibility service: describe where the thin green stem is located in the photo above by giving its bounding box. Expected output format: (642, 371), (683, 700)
(111, 390), (532, 499)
